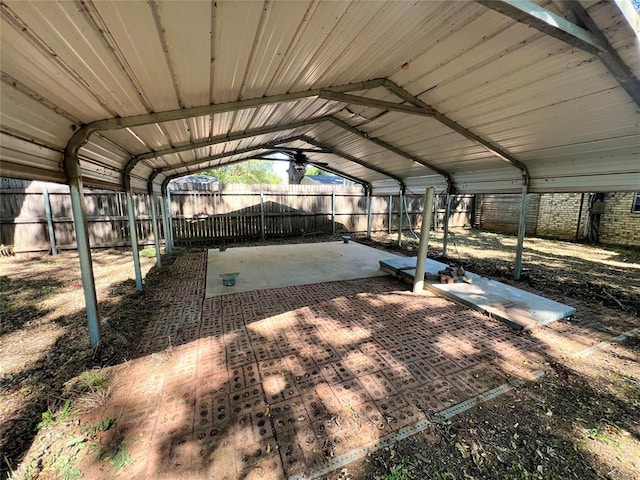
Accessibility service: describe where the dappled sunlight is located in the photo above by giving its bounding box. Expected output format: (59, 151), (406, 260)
(7, 245), (640, 479)
(246, 314), (291, 337)
(435, 333), (481, 357)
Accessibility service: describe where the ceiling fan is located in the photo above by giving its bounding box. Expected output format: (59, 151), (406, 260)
(262, 147), (330, 172)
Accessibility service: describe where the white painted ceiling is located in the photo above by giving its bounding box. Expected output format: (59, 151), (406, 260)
(1, 0), (639, 195)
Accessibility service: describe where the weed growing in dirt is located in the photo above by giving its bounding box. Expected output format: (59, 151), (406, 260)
(77, 371), (107, 390)
(583, 428), (614, 445)
(36, 400), (72, 430)
(97, 438), (134, 470)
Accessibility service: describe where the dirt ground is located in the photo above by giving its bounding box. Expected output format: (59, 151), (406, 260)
(1, 229), (638, 480)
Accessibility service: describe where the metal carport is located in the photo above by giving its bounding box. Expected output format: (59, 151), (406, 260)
(1, 0), (639, 346)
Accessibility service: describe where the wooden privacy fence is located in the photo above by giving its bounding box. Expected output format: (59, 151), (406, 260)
(0, 178), (474, 252)
(0, 178), (160, 252)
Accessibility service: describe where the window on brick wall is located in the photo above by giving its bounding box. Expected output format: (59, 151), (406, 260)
(633, 193), (640, 213)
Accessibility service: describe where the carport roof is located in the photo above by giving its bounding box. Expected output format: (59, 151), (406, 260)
(1, 0), (639, 195)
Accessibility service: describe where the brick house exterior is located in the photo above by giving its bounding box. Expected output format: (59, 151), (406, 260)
(479, 192), (640, 247)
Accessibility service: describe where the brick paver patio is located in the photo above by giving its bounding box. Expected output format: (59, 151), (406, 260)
(78, 251), (638, 479)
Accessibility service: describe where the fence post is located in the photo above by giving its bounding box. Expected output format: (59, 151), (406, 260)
(413, 187), (435, 293)
(442, 194), (452, 257)
(149, 193), (162, 268)
(167, 189), (175, 251)
(366, 190), (372, 239)
(124, 188), (143, 291)
(388, 195), (392, 234)
(68, 175), (100, 347)
(514, 185), (528, 281)
(260, 185), (265, 240)
(331, 187), (336, 235)
(398, 190), (404, 246)
(42, 187), (57, 255)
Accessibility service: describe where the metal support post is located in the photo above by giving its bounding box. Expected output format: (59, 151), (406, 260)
(575, 193), (585, 241)
(68, 175), (100, 347)
(442, 194), (452, 257)
(260, 186), (266, 240)
(42, 187), (57, 255)
(388, 195), (392, 234)
(413, 187), (435, 293)
(514, 185), (528, 281)
(366, 190), (373, 239)
(331, 188), (336, 235)
(149, 193), (162, 268)
(125, 187), (143, 291)
(166, 189), (175, 251)
(398, 190), (404, 246)
(160, 192), (172, 254)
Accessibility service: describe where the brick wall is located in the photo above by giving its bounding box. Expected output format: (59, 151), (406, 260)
(599, 192), (640, 247)
(536, 192), (640, 247)
(536, 193), (588, 239)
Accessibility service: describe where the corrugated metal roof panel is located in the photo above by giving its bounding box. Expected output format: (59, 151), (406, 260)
(3, 1), (146, 117)
(0, 82), (73, 149)
(89, 0), (180, 112)
(1, 0), (638, 194)
(155, 1), (212, 108)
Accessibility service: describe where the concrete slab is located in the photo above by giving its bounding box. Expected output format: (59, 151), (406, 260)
(380, 257), (576, 330)
(205, 241), (403, 297)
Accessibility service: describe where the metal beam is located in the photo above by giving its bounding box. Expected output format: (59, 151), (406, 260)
(366, 190), (373, 239)
(323, 107), (452, 187)
(413, 187), (435, 293)
(123, 165), (142, 290)
(156, 137), (302, 173)
(567, 1), (640, 108)
(64, 157), (100, 347)
(442, 194), (452, 257)
(159, 190), (172, 254)
(514, 184), (528, 281)
(250, 153), (372, 189)
(160, 134), (402, 188)
(478, 1), (607, 54)
(478, 1), (640, 107)
(164, 147), (372, 191)
(320, 90), (437, 116)
(64, 79), (386, 170)
(264, 137), (372, 189)
(300, 135), (405, 188)
(327, 87), (530, 185)
(131, 116), (330, 163)
(148, 185), (162, 268)
(326, 117), (451, 191)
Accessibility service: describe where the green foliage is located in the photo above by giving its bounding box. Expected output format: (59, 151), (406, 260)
(56, 455), (82, 480)
(78, 371), (107, 391)
(81, 417), (115, 438)
(583, 428), (613, 444)
(200, 160), (282, 185)
(98, 438), (134, 471)
(36, 399), (72, 430)
(380, 457), (425, 480)
(139, 247), (156, 258)
(305, 165), (331, 176)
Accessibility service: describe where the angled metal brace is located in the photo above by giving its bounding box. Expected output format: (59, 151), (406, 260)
(185, 152), (372, 192)
(155, 136), (303, 174)
(131, 116), (331, 164)
(567, 1), (640, 108)
(65, 79), (385, 169)
(299, 135), (405, 188)
(326, 87), (529, 186)
(258, 138), (373, 190)
(478, 0), (640, 107)
(326, 117), (444, 190)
